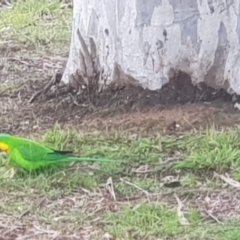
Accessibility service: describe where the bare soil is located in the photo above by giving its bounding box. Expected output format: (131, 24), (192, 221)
(1, 56), (240, 136)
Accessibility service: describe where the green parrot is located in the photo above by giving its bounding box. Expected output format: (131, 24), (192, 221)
(0, 133), (115, 171)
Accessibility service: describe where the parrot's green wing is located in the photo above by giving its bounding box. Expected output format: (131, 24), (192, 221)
(14, 142), (114, 163)
(15, 144), (76, 162)
(4, 135), (120, 171)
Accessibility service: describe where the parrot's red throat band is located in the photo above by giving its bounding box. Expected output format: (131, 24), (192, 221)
(0, 142), (9, 152)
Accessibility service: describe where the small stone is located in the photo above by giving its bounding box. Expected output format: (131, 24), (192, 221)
(103, 232), (112, 240)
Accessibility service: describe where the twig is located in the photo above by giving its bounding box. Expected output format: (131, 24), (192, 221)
(106, 177), (116, 201)
(182, 116), (197, 133)
(216, 172), (240, 188)
(82, 206), (106, 222)
(29, 73), (59, 103)
(28, 90), (42, 104)
(33, 224), (58, 235)
(18, 196), (46, 219)
(16, 232), (44, 240)
(3, 226), (21, 236)
(120, 178), (149, 198)
(174, 193), (190, 226)
(207, 211), (222, 224)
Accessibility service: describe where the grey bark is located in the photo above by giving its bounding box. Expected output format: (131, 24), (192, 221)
(62, 0), (240, 94)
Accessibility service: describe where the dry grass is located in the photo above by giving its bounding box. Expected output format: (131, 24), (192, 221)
(1, 1), (240, 239)
(0, 0), (71, 56)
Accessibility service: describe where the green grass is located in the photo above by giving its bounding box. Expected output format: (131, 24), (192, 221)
(1, 126), (240, 238)
(0, 0), (71, 55)
(173, 128), (240, 172)
(2, 125), (240, 193)
(104, 203), (182, 238)
(1, 2), (240, 236)
(103, 203), (240, 240)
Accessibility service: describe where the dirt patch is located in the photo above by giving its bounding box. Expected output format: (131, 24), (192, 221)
(0, 0), (11, 8)
(1, 63), (240, 135)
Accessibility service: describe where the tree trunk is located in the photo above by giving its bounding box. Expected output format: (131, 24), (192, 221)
(62, 0), (240, 95)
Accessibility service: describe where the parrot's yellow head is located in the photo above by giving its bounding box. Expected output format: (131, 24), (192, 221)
(0, 133), (10, 152)
(0, 142), (9, 152)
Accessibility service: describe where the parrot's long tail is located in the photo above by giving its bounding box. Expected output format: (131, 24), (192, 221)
(62, 156), (117, 162)
(45, 151), (122, 163)
(47, 155), (120, 163)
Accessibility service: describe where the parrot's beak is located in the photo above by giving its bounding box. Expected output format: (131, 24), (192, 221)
(0, 142), (9, 152)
